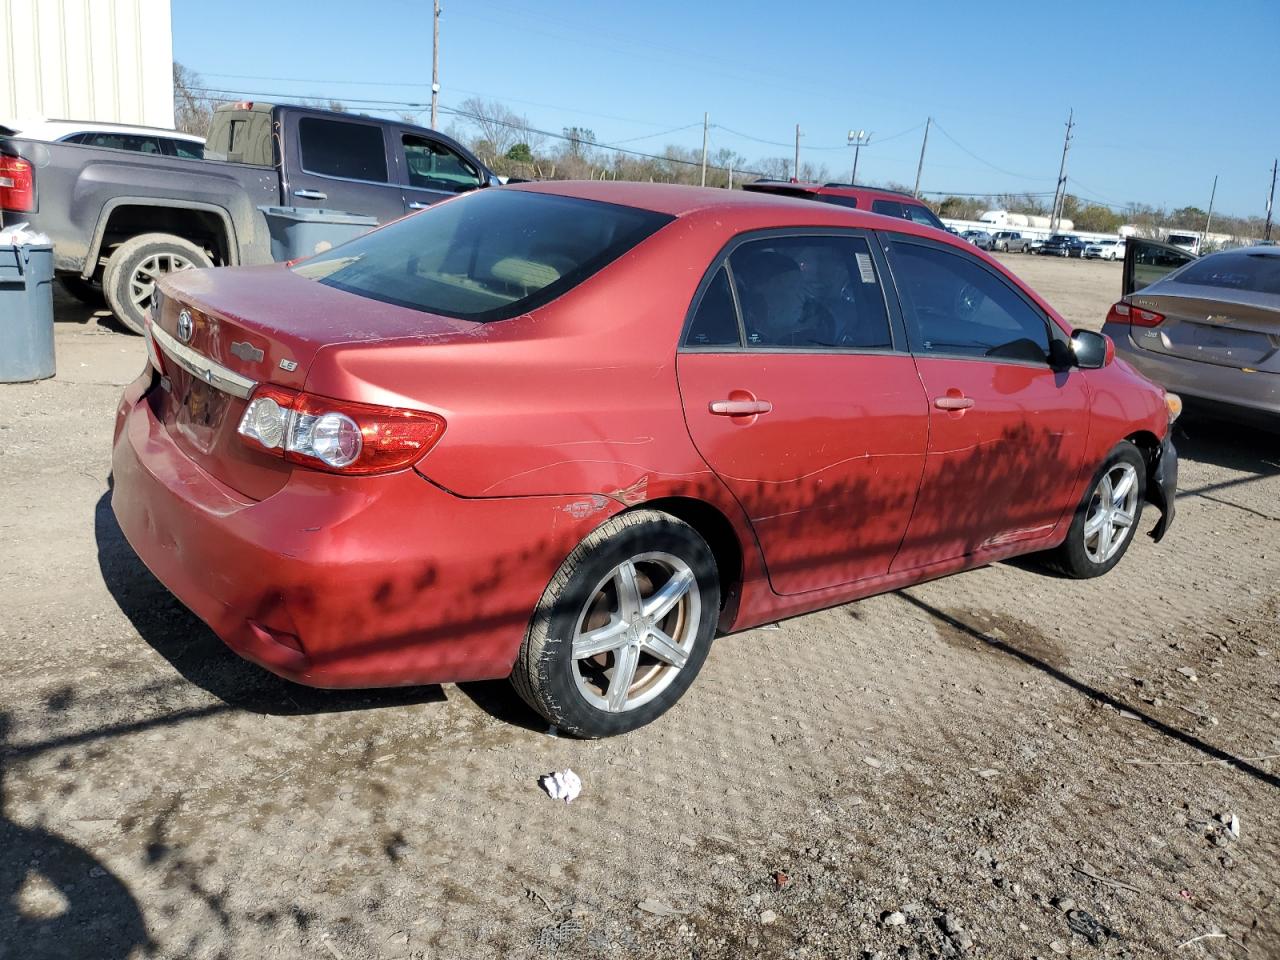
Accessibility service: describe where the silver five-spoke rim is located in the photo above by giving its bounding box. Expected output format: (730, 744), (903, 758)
(1083, 463), (1138, 563)
(571, 552), (700, 713)
(130, 253), (193, 312)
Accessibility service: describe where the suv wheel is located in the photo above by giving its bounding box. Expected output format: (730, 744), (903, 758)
(511, 510), (719, 738)
(103, 233), (212, 335)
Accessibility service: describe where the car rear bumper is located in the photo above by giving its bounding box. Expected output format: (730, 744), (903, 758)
(1105, 324), (1280, 418)
(110, 375), (604, 689)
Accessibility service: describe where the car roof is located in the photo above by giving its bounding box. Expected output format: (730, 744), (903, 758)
(2, 118), (205, 142)
(743, 179), (925, 203)
(507, 179), (975, 242)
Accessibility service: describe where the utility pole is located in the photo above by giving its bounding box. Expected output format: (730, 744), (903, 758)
(1050, 108), (1075, 232)
(700, 112), (709, 187)
(430, 0), (441, 129)
(728, 161), (734, 191)
(793, 124), (801, 181)
(847, 129), (871, 184)
(1267, 158), (1277, 241)
(1204, 174), (1218, 242)
(913, 117), (931, 198)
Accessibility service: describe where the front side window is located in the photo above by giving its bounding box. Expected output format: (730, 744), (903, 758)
(903, 203), (945, 229)
(299, 117), (388, 183)
(890, 241), (1051, 363)
(293, 189), (672, 322)
(169, 139), (204, 159)
(402, 135), (482, 192)
(726, 235), (892, 349)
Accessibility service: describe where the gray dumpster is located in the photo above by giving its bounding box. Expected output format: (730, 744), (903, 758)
(0, 242), (55, 383)
(258, 206), (378, 262)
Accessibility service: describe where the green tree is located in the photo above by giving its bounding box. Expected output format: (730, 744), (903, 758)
(1073, 204), (1123, 232)
(505, 143), (533, 162)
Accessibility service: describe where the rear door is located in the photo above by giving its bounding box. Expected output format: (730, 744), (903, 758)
(1123, 237), (1197, 294)
(396, 130), (485, 215)
(283, 112), (405, 224)
(883, 235), (1091, 569)
(677, 230), (930, 595)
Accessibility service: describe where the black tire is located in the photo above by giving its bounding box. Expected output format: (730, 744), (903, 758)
(511, 509), (720, 738)
(103, 233), (212, 335)
(57, 275), (107, 307)
(1045, 442), (1147, 579)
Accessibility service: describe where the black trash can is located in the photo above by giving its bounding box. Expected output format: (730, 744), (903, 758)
(258, 206), (379, 262)
(0, 242), (55, 383)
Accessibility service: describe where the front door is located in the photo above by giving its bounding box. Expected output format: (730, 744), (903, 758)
(677, 231), (929, 595)
(397, 131), (485, 215)
(883, 236), (1091, 570)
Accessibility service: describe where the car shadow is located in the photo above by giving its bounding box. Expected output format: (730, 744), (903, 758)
(94, 489), (448, 717)
(0, 714), (151, 959)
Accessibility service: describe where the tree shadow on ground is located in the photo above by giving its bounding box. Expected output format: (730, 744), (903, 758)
(0, 714), (150, 960)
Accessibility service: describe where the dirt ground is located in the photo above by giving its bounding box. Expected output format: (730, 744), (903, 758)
(2, 254), (1278, 960)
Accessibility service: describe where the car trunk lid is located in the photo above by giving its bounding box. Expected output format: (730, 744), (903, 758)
(1127, 288), (1280, 373)
(150, 264), (476, 500)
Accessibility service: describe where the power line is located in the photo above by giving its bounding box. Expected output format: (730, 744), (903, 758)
(931, 121), (1049, 182)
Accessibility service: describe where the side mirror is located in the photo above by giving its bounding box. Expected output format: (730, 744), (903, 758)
(487, 174), (504, 187)
(1070, 329), (1111, 369)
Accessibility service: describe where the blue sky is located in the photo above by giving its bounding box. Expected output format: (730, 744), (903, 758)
(174, 0), (1277, 218)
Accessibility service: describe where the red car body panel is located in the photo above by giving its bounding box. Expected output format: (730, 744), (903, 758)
(678, 352), (929, 594)
(111, 181), (1172, 690)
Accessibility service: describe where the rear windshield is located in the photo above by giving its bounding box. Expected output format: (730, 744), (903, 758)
(293, 189), (673, 322)
(1175, 251), (1280, 295)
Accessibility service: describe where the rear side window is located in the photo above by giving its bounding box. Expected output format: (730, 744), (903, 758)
(73, 132), (165, 154)
(720, 235), (892, 350)
(686, 267), (741, 346)
(1175, 251), (1280, 296)
(890, 241), (1050, 363)
(820, 195), (859, 209)
(293, 189), (672, 322)
(299, 117), (388, 183)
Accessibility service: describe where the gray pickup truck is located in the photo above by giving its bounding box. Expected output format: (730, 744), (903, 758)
(0, 102), (495, 332)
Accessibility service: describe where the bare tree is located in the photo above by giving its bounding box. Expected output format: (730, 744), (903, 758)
(172, 62), (214, 136)
(458, 97), (531, 163)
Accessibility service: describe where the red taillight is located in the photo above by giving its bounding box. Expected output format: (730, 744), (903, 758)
(1106, 300), (1165, 328)
(237, 385), (446, 476)
(0, 154), (34, 213)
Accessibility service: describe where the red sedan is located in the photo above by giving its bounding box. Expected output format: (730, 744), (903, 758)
(111, 181), (1178, 737)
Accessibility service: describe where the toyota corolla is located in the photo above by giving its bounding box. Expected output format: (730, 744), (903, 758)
(112, 182), (1178, 737)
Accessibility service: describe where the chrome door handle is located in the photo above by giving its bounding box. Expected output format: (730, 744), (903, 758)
(709, 399), (772, 416)
(933, 396), (975, 411)
(408, 201), (431, 209)
(293, 189), (327, 200)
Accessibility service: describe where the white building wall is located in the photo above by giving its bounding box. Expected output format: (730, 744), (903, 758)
(1, 0), (175, 128)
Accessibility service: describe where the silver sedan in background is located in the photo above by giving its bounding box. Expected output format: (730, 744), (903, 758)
(1104, 242), (1280, 422)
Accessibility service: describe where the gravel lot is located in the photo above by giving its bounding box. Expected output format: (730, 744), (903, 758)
(1, 254), (1277, 959)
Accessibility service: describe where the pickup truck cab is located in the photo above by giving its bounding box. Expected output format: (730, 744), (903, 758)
(0, 101), (495, 333)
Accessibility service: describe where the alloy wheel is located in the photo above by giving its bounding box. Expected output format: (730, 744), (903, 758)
(129, 252), (194, 313)
(571, 552), (701, 713)
(1083, 463), (1139, 563)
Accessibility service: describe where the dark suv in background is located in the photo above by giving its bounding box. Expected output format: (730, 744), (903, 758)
(743, 180), (947, 231)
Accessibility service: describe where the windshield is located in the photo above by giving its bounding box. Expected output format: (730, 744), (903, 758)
(1175, 251), (1280, 296)
(293, 189), (673, 322)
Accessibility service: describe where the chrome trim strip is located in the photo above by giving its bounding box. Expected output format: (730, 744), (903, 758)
(150, 323), (258, 400)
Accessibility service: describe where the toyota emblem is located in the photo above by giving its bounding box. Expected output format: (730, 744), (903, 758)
(177, 309), (194, 343)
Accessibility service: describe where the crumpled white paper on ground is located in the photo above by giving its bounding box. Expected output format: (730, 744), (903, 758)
(540, 769), (582, 803)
